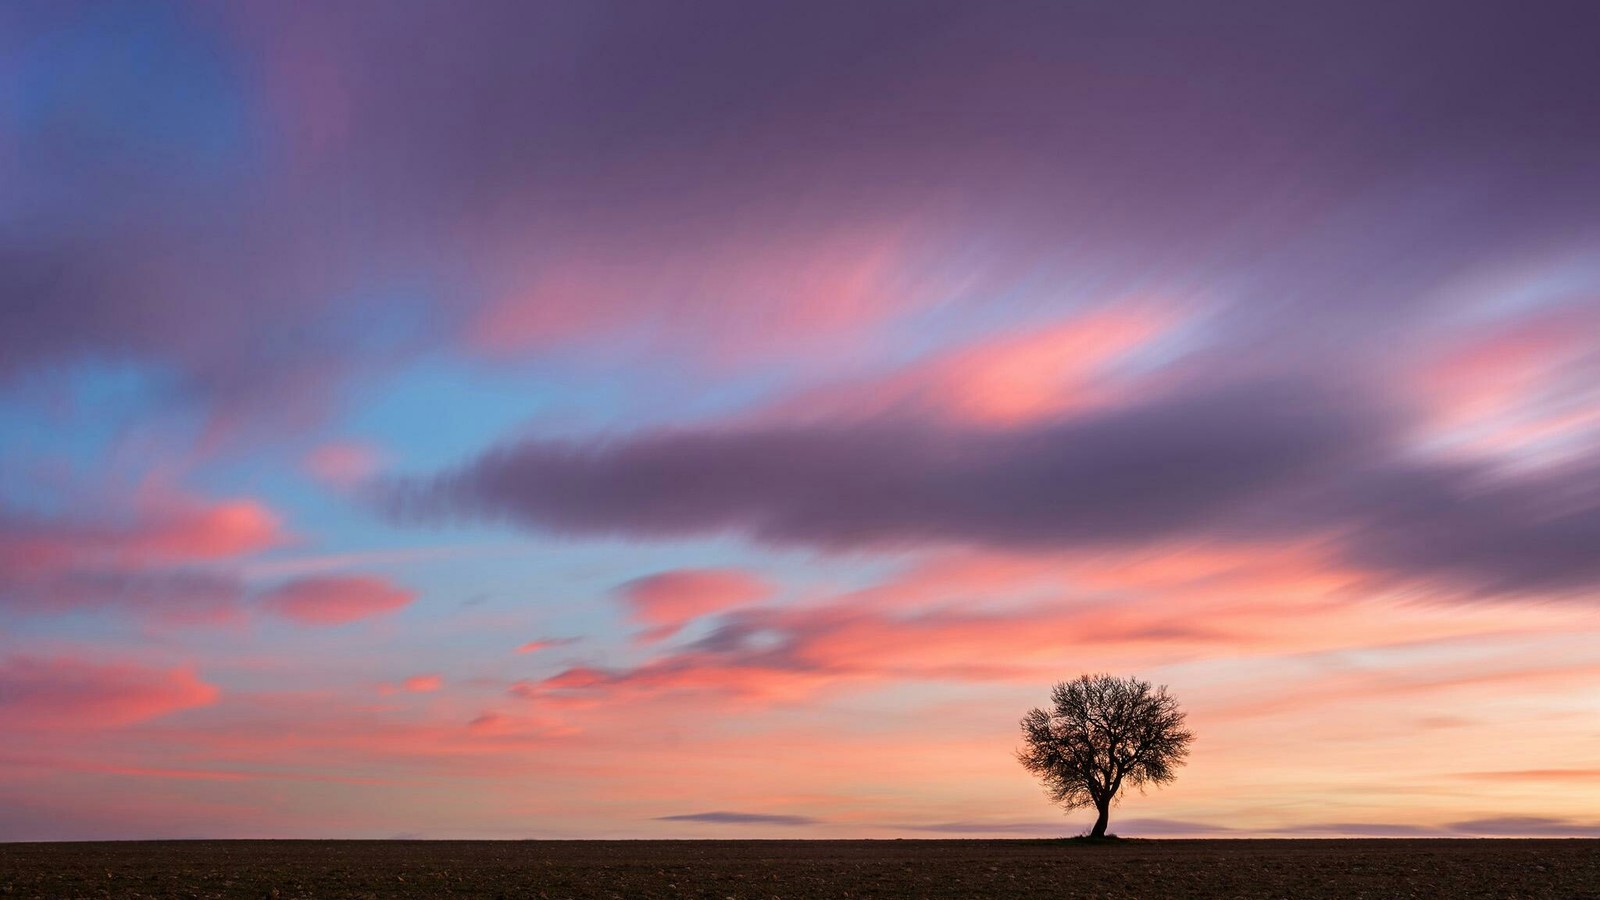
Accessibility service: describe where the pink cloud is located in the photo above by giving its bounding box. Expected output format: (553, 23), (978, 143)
(303, 440), (383, 488)
(401, 674), (442, 693)
(616, 569), (772, 642)
(760, 303), (1181, 426)
(523, 597), (1221, 706)
(465, 222), (938, 366)
(521, 540), (1581, 707)
(1413, 305), (1600, 459)
(0, 492), (285, 621)
(466, 710), (578, 738)
(125, 498), (284, 563)
(467, 711), (510, 732)
(380, 673), (444, 694)
(0, 656), (219, 730)
(1, 493), (284, 581)
(516, 637), (577, 654)
(259, 575), (415, 625)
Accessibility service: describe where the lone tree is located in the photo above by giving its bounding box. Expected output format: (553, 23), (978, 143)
(1018, 674), (1193, 838)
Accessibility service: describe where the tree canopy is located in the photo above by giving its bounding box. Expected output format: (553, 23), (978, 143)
(1018, 673), (1193, 838)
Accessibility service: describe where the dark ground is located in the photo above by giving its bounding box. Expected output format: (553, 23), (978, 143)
(2, 838), (1598, 899)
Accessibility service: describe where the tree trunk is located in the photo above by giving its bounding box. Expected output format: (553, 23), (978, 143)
(1089, 802), (1110, 838)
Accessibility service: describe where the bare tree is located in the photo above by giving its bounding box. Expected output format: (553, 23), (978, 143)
(1018, 674), (1193, 838)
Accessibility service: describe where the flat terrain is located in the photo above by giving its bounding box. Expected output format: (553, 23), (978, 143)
(2, 838), (1598, 899)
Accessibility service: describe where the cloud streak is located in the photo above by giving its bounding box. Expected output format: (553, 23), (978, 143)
(392, 376), (1600, 600)
(1449, 816), (1600, 838)
(0, 492), (281, 621)
(657, 811), (820, 826)
(391, 379), (1382, 551)
(1, 656), (218, 730)
(616, 569), (772, 642)
(257, 575), (415, 626)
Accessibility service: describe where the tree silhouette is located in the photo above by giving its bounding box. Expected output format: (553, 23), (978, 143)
(1018, 674), (1193, 838)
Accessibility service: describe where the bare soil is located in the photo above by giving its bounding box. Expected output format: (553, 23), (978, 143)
(2, 838), (1597, 899)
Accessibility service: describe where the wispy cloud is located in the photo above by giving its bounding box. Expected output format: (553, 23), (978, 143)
(1275, 822), (1449, 838)
(1, 655), (218, 730)
(615, 569), (771, 642)
(257, 575), (414, 626)
(1450, 816), (1600, 837)
(516, 637), (580, 655)
(1454, 769), (1600, 782)
(657, 811), (820, 826)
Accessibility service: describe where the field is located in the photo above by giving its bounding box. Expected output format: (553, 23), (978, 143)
(3, 838), (1598, 899)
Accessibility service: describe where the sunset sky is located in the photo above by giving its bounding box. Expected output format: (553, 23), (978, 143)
(3, 1), (1599, 840)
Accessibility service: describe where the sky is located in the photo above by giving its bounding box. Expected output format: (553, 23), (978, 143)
(2, 0), (1599, 841)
